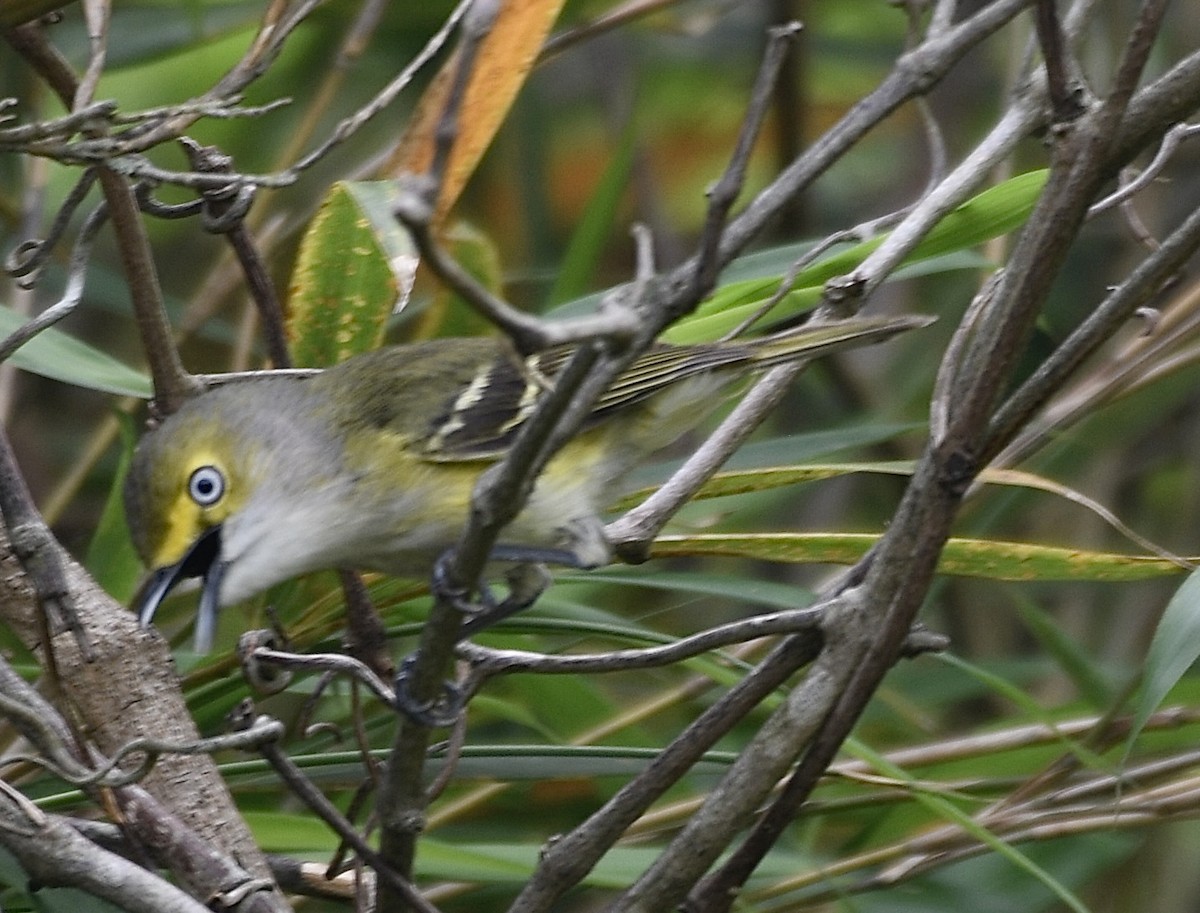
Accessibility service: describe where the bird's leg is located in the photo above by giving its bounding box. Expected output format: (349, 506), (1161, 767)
(391, 549), (494, 727)
(392, 551), (558, 725)
(457, 561), (552, 637)
(430, 545), (566, 627)
(455, 516), (608, 634)
(393, 525), (606, 725)
(428, 548), (485, 615)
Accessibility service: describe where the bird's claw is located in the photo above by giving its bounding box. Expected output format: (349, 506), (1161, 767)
(459, 563), (551, 637)
(392, 653), (463, 728)
(431, 550), (492, 616)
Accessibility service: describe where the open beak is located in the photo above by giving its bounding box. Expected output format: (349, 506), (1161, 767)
(135, 525), (227, 652)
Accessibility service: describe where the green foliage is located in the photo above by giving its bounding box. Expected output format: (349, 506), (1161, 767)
(288, 181), (418, 367)
(6, 3), (1200, 912)
(663, 170), (1047, 344)
(83, 414), (144, 602)
(1129, 568), (1200, 752)
(0, 305), (151, 397)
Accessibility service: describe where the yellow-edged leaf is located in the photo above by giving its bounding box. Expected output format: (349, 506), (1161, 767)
(649, 533), (1190, 582)
(287, 181), (418, 367)
(619, 461), (1190, 568)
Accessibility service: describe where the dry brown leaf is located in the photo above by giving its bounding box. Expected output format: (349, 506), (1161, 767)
(383, 0), (567, 223)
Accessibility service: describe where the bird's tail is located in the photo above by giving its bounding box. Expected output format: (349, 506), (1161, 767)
(743, 314), (936, 369)
(593, 314), (933, 418)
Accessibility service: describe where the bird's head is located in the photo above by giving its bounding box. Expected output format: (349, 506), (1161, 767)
(124, 378), (339, 650)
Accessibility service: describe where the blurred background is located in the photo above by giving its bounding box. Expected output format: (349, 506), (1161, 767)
(5, 1), (1200, 910)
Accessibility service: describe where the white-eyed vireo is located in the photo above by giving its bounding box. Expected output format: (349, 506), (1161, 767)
(124, 316), (929, 650)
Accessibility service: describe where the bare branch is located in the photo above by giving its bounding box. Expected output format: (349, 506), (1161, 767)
(692, 22), (801, 302)
(460, 606), (826, 676)
(1087, 121), (1200, 218)
(986, 193), (1200, 464)
(249, 707), (442, 913)
(249, 646), (397, 705)
(393, 179), (641, 354)
(0, 792), (212, 913)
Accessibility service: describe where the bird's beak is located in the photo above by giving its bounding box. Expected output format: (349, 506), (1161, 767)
(135, 525), (227, 652)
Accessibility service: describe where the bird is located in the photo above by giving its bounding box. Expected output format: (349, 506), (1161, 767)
(124, 315), (930, 651)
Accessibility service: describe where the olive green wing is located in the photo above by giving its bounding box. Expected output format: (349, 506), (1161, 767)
(406, 315), (931, 461)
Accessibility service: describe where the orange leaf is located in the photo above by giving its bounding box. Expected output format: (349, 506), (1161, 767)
(383, 0), (566, 222)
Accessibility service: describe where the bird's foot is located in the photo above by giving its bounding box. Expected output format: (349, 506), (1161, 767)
(431, 548), (554, 637)
(392, 653), (464, 728)
(431, 550), (491, 616)
(458, 562), (552, 638)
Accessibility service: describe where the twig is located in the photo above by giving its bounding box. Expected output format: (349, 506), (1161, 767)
(605, 362), (803, 562)
(394, 181), (641, 354)
(676, 3), (1171, 910)
(290, 0), (470, 178)
(0, 201), (108, 364)
(338, 569), (396, 680)
(719, 208), (913, 342)
(179, 137), (292, 369)
(424, 704), (471, 804)
(0, 789), (212, 913)
(985, 192), (1200, 465)
(428, 0), (498, 196)
(1034, 0), (1081, 124)
(0, 100), (117, 144)
(459, 606), (826, 676)
(460, 610), (945, 679)
(3, 167), (97, 285)
(1087, 121), (1200, 218)
(250, 647), (396, 705)
(73, 0), (109, 112)
(539, 0), (679, 63)
(691, 22), (800, 303)
(697, 0), (1035, 299)
(826, 93), (1044, 313)
(94, 0), (324, 156)
(3, 22), (201, 411)
(0, 708), (284, 788)
(507, 612), (831, 912)
(251, 711), (442, 913)
(0, 654), (91, 780)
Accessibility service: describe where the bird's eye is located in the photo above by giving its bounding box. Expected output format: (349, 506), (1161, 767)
(188, 465), (226, 507)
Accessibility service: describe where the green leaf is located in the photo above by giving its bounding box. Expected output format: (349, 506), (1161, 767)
(634, 461), (1180, 562)
(623, 424), (925, 491)
(244, 810), (339, 854)
(650, 533), (1189, 582)
(663, 169), (1048, 343)
(0, 306), (151, 397)
(415, 840), (805, 887)
(1128, 567), (1200, 752)
(568, 567), (815, 610)
(548, 123), (638, 305)
(84, 414), (145, 603)
(287, 180), (418, 367)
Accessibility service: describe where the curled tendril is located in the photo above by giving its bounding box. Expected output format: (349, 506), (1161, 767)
(4, 169), (98, 285)
(5, 239), (46, 281)
(201, 182), (257, 233)
(133, 181), (202, 219)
